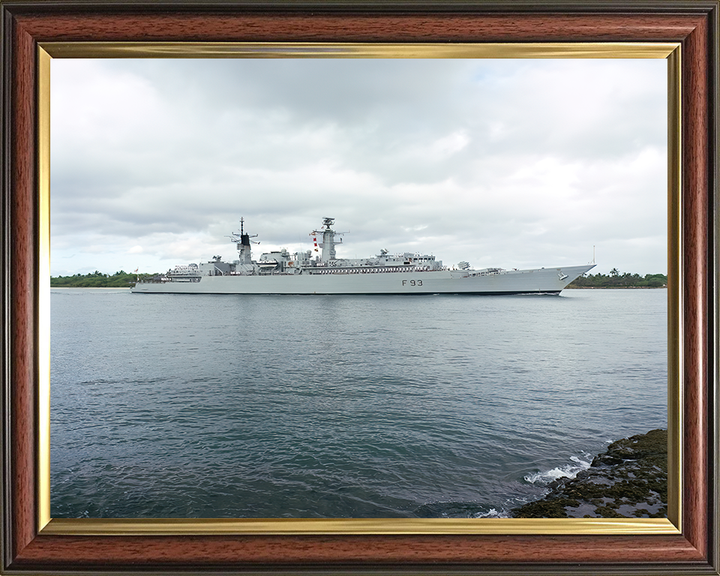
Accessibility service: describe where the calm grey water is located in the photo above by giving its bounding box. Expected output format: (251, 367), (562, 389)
(50, 289), (667, 518)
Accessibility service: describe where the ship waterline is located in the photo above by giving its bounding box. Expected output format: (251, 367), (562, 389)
(131, 217), (595, 295)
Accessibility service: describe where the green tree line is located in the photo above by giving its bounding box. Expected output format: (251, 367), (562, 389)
(50, 270), (157, 288)
(51, 268), (668, 288)
(568, 269), (667, 289)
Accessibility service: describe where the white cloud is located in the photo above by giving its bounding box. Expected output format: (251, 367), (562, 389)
(50, 58), (667, 277)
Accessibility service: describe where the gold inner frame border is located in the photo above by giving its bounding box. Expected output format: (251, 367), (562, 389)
(36, 41), (682, 537)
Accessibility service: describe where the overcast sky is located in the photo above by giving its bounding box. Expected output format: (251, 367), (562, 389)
(50, 57), (667, 277)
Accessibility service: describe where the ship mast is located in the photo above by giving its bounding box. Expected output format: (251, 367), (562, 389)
(311, 217), (343, 262)
(231, 217), (256, 265)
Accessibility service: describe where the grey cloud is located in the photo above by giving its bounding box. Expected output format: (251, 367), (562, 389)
(50, 58), (667, 276)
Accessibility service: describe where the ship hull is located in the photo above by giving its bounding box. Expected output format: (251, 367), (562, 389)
(131, 264), (595, 295)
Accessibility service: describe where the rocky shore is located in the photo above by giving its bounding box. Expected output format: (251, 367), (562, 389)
(513, 429), (667, 518)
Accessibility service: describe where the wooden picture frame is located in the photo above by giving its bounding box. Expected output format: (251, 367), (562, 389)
(1, 1), (717, 573)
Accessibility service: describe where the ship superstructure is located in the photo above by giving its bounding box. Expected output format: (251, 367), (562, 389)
(131, 218), (595, 295)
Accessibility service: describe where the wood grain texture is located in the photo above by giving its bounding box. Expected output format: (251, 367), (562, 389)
(2, 3), (717, 573)
(679, 5), (712, 561)
(11, 534), (707, 567)
(14, 12), (704, 43)
(9, 21), (37, 561)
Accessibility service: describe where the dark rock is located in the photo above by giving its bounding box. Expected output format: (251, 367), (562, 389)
(512, 429), (667, 518)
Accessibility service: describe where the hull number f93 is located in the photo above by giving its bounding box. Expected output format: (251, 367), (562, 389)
(402, 280), (423, 287)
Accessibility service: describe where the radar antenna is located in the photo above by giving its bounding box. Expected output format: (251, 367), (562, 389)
(230, 217), (258, 265)
(230, 218), (258, 240)
(229, 217), (259, 249)
(240, 217), (258, 239)
(310, 217), (345, 262)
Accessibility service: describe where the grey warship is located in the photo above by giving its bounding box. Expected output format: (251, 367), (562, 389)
(131, 217), (595, 295)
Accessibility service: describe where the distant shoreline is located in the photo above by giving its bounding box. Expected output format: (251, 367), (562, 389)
(50, 285), (667, 290)
(565, 286), (666, 290)
(51, 286), (129, 289)
(51, 271), (668, 290)
(567, 271), (667, 289)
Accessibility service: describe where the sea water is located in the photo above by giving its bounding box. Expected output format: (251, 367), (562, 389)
(50, 288), (667, 518)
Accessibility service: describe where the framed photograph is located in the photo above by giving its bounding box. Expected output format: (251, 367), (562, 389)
(1, 1), (717, 574)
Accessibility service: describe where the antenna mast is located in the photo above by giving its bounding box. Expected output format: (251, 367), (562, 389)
(231, 217), (257, 265)
(311, 217), (343, 262)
